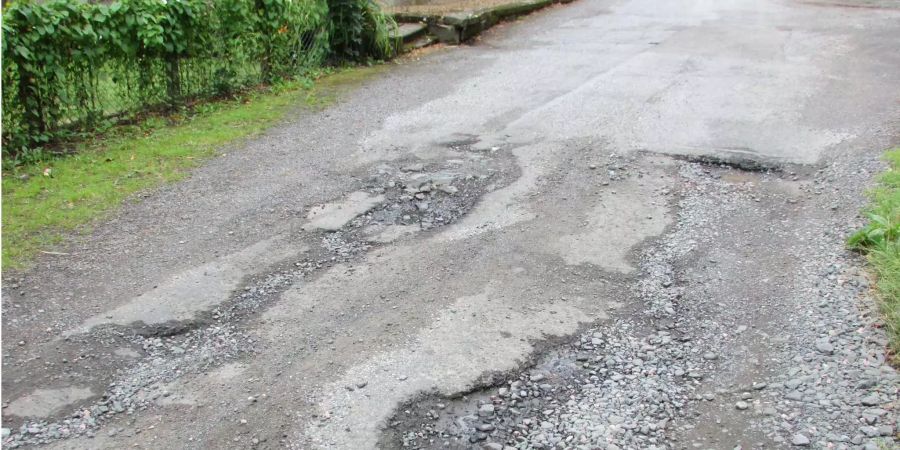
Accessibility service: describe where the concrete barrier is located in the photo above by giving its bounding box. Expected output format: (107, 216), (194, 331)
(393, 0), (569, 46)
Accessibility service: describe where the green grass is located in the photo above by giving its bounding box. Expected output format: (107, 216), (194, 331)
(849, 148), (900, 364)
(1, 65), (386, 270)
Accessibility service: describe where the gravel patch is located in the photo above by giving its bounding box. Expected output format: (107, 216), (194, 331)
(382, 161), (899, 450)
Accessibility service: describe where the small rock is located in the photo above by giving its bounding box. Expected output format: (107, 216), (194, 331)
(815, 341), (834, 355)
(477, 423), (495, 432)
(478, 404), (495, 416)
(860, 394), (880, 406)
(735, 401), (749, 410)
(791, 434), (810, 446)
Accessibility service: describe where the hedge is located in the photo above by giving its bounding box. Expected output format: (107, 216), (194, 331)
(1, 0), (394, 161)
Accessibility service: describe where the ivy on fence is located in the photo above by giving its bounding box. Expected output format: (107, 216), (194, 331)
(1, 0), (394, 162)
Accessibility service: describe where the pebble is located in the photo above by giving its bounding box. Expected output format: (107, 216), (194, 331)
(859, 394), (880, 406)
(815, 341), (835, 355)
(478, 404), (495, 416)
(791, 434), (810, 446)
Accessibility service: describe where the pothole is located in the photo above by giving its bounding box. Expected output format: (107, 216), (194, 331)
(1, 146), (519, 448)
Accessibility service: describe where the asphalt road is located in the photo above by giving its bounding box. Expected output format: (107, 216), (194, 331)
(2, 0), (899, 448)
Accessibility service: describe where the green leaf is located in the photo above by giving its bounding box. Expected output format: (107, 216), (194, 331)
(14, 45), (32, 59)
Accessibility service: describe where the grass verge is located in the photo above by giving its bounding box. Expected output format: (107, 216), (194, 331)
(848, 148), (900, 364)
(1, 65), (386, 270)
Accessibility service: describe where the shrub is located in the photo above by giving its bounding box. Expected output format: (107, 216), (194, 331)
(1, 0), (392, 162)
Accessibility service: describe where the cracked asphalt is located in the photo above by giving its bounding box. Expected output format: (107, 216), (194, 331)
(2, 0), (899, 448)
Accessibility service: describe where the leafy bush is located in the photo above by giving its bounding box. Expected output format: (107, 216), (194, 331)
(1, 0), (393, 163)
(847, 213), (900, 250)
(849, 150), (900, 251)
(327, 0), (398, 62)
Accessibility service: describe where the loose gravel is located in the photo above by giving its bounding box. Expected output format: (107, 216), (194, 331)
(384, 161), (899, 450)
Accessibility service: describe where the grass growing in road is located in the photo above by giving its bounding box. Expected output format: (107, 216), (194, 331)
(849, 148), (900, 363)
(1, 66), (385, 270)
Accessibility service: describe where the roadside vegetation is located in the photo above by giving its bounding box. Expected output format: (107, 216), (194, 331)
(1, 0), (397, 268)
(848, 148), (900, 363)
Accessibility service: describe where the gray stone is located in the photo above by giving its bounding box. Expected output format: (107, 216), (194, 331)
(477, 423), (495, 432)
(860, 394), (880, 406)
(478, 404), (495, 416)
(791, 434), (810, 446)
(860, 426), (879, 437)
(815, 341), (834, 355)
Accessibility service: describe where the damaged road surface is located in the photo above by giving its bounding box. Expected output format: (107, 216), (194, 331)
(2, 0), (899, 449)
